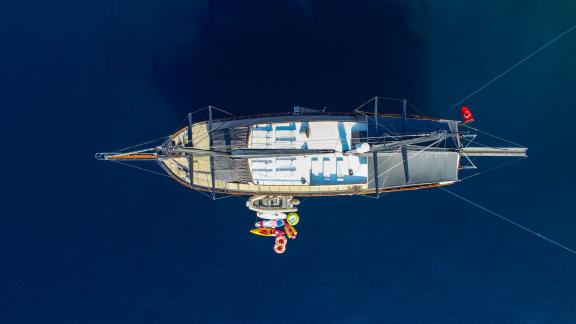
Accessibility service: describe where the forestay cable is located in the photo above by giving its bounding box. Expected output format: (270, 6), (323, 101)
(449, 23), (576, 110)
(110, 160), (172, 178)
(439, 187), (576, 257)
(115, 135), (170, 153)
(461, 124), (525, 147)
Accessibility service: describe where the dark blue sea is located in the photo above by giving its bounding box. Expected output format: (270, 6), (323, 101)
(2, 0), (576, 322)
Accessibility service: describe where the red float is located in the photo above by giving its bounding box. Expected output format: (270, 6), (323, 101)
(274, 243), (286, 254)
(275, 235), (287, 246)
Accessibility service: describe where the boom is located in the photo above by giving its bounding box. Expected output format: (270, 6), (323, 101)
(461, 147), (527, 157)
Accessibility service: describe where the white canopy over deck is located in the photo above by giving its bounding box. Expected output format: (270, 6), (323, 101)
(248, 121), (369, 186)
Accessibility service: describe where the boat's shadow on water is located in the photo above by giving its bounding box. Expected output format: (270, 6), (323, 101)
(107, 0), (432, 116)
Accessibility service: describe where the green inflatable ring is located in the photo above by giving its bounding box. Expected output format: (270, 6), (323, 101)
(287, 212), (299, 225)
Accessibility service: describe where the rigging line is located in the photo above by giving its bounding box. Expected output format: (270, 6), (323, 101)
(355, 110), (398, 137)
(357, 193), (381, 199)
(110, 160), (172, 178)
(458, 156), (527, 182)
(377, 97), (404, 102)
(222, 135), (436, 147)
(370, 97), (426, 115)
(227, 195), (247, 204)
(183, 113), (212, 146)
(107, 147), (158, 157)
(189, 119), (243, 149)
(461, 135), (477, 148)
(465, 138), (499, 149)
(406, 101), (426, 116)
(175, 114), (190, 133)
(419, 138), (444, 182)
(214, 194), (238, 200)
(354, 97), (377, 112)
(366, 138), (443, 186)
(439, 187), (576, 257)
(188, 112), (420, 150)
(355, 96), (405, 112)
(186, 118), (229, 149)
(449, 22), (576, 110)
(461, 124), (525, 147)
(172, 115), (194, 147)
(211, 105), (233, 116)
(196, 189), (216, 200)
(175, 106), (217, 144)
(188, 106), (211, 115)
(188, 107), (290, 149)
(468, 138), (503, 149)
(115, 136), (170, 153)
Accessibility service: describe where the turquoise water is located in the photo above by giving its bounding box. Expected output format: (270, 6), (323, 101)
(1, 0), (576, 322)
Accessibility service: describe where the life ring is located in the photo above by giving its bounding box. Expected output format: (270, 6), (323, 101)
(274, 243), (286, 254)
(275, 235), (287, 246)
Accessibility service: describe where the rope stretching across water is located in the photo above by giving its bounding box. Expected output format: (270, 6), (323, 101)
(449, 23), (576, 110)
(440, 187), (576, 257)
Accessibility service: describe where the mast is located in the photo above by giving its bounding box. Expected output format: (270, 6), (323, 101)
(208, 105), (216, 200)
(187, 112), (194, 185)
(400, 99), (409, 182)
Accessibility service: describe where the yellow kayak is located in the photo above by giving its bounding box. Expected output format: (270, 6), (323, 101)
(250, 228), (284, 237)
(284, 223), (298, 239)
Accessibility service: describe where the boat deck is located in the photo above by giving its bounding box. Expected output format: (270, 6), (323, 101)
(160, 120), (372, 195)
(159, 115), (459, 196)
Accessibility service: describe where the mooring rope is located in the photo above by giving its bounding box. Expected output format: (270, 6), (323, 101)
(449, 22), (576, 110)
(439, 187), (576, 257)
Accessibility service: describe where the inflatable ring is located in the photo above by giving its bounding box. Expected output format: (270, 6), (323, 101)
(286, 212), (299, 225)
(274, 243), (286, 254)
(275, 235), (287, 246)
